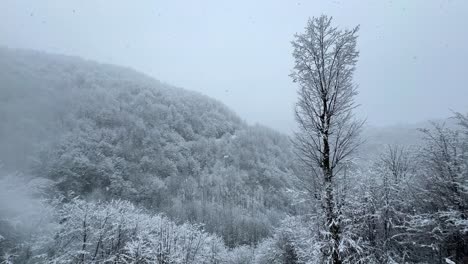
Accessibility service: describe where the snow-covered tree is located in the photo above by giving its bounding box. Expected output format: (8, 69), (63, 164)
(401, 118), (468, 263)
(290, 15), (362, 264)
(44, 198), (231, 264)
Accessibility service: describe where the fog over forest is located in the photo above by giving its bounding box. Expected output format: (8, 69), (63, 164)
(2, 0), (468, 132)
(0, 1), (467, 264)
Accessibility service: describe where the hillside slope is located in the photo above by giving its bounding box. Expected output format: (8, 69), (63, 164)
(0, 48), (300, 246)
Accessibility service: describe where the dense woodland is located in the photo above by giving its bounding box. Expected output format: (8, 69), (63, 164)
(0, 17), (467, 264)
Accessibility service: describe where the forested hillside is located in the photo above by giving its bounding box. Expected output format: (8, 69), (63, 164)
(1, 45), (467, 264)
(0, 47), (300, 250)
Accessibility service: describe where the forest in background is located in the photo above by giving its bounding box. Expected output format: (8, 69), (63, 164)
(0, 18), (467, 263)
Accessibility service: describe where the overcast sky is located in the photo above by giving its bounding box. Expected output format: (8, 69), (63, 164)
(1, 0), (467, 133)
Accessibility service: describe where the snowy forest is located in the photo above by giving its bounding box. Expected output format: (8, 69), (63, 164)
(1, 12), (467, 264)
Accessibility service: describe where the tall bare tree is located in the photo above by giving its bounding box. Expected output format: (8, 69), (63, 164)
(290, 15), (363, 264)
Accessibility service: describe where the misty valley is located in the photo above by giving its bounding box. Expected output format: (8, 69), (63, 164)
(1, 4), (468, 264)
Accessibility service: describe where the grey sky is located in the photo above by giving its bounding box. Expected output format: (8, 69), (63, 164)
(1, 0), (467, 133)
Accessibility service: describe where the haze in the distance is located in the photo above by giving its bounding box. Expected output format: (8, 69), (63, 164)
(1, 0), (467, 133)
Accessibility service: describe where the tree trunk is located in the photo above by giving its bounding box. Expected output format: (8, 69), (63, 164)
(323, 119), (341, 264)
